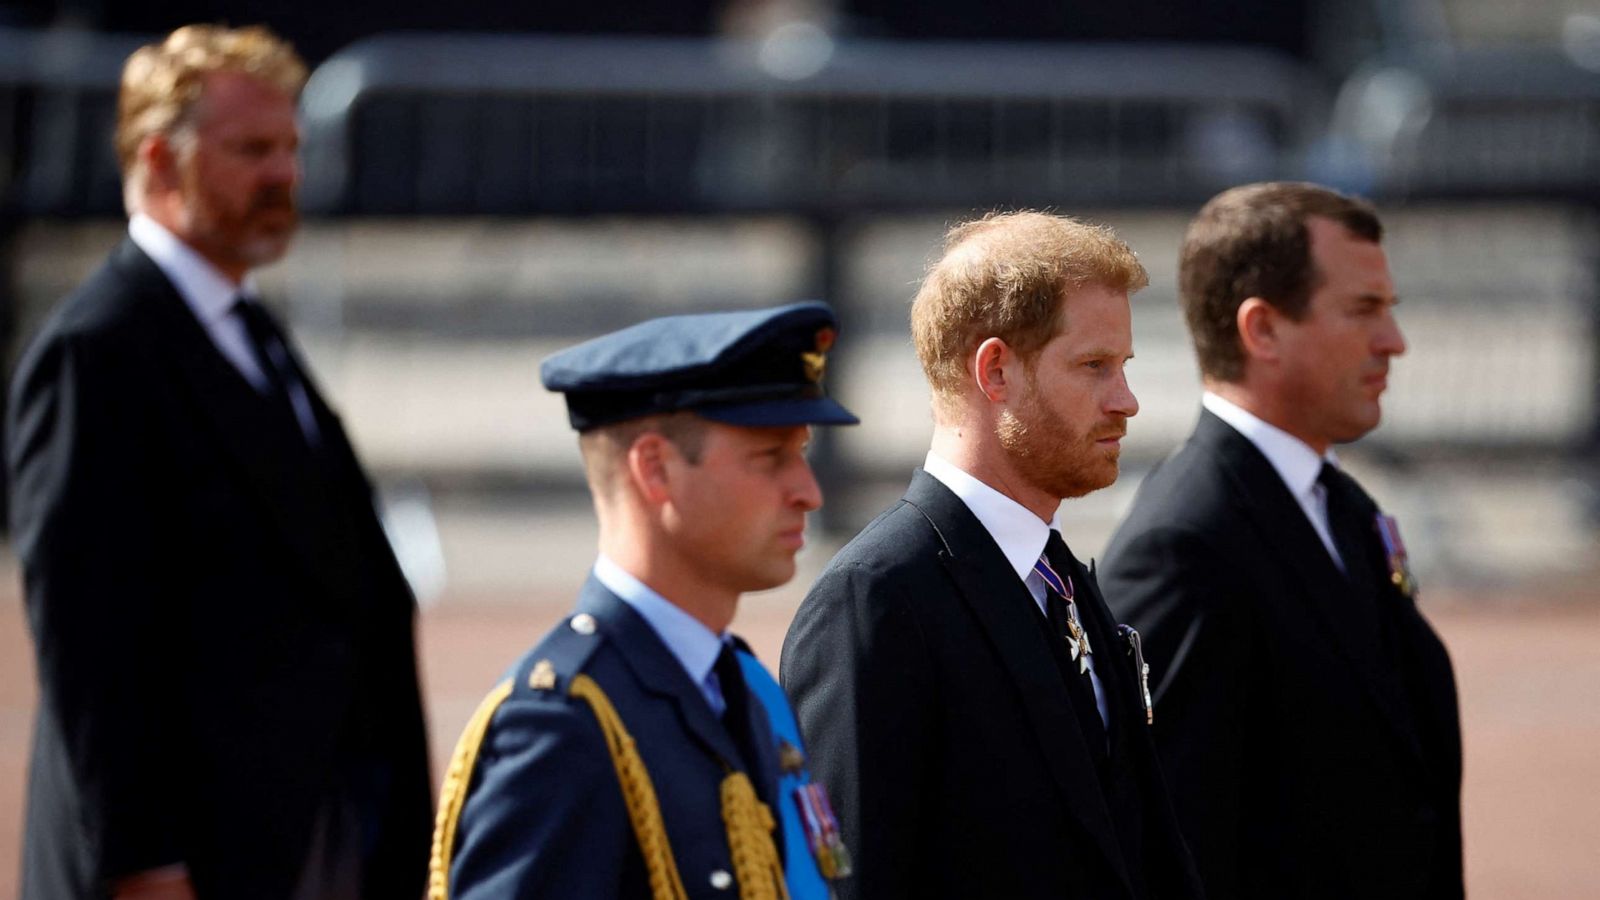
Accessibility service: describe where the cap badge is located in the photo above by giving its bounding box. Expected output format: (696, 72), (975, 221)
(802, 327), (836, 383)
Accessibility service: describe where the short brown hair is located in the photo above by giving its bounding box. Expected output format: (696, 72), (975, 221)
(910, 211), (1148, 410)
(1180, 181), (1383, 382)
(578, 412), (711, 496)
(116, 25), (306, 199)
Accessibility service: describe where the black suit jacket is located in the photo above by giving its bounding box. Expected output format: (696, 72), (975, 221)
(7, 240), (433, 899)
(1100, 410), (1463, 900)
(781, 470), (1202, 900)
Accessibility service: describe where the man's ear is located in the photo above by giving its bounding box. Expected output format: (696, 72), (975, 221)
(624, 432), (676, 506)
(972, 336), (1016, 404)
(139, 132), (182, 193)
(1236, 297), (1282, 364)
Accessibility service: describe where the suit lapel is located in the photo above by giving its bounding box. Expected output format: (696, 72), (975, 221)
(578, 582), (749, 775)
(111, 241), (347, 599)
(1195, 412), (1426, 767)
(904, 472), (1135, 899)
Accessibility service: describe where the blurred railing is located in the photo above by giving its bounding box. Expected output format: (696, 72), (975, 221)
(295, 33), (1313, 214)
(0, 27), (148, 216)
(1326, 45), (1600, 199)
(0, 28), (1316, 216)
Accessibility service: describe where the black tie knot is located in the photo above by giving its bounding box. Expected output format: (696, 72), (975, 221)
(233, 296), (315, 446)
(1043, 528), (1075, 579)
(1316, 460), (1340, 492)
(234, 295), (278, 345)
(1318, 461), (1360, 524)
(234, 296), (289, 385)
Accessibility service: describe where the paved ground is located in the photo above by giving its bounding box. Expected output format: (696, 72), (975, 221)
(1, 572), (1596, 898)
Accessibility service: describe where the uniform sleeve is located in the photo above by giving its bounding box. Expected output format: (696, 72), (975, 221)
(449, 694), (634, 899)
(1100, 523), (1255, 900)
(6, 334), (187, 880)
(781, 562), (935, 900)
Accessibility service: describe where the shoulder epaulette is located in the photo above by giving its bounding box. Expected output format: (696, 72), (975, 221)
(512, 612), (607, 697)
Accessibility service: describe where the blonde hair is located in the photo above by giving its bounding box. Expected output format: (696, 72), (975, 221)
(117, 24), (307, 209)
(910, 211), (1148, 412)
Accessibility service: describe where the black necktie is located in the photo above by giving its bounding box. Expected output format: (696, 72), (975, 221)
(714, 643), (762, 775)
(1317, 462), (1388, 646)
(1318, 463), (1376, 584)
(1041, 530), (1109, 758)
(234, 297), (308, 443)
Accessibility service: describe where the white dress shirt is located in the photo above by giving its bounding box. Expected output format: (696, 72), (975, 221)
(923, 452), (1109, 726)
(128, 214), (320, 441)
(592, 554), (733, 716)
(1202, 391), (1344, 569)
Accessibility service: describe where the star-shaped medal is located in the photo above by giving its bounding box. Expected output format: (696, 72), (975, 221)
(1065, 613), (1092, 673)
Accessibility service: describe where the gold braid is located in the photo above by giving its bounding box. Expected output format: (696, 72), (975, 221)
(721, 771), (791, 900)
(570, 674), (791, 900)
(570, 673), (691, 900)
(429, 679), (515, 900)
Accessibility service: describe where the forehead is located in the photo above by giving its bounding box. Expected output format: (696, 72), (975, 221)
(1307, 216), (1394, 295)
(193, 71), (296, 131)
(1042, 282), (1133, 351)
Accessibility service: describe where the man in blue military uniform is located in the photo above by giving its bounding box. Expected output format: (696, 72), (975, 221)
(432, 302), (858, 899)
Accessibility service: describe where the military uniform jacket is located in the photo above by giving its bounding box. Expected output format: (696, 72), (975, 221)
(7, 240), (433, 899)
(1099, 410), (1463, 900)
(442, 579), (791, 898)
(781, 471), (1203, 900)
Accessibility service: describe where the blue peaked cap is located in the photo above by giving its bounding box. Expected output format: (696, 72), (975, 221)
(540, 301), (860, 431)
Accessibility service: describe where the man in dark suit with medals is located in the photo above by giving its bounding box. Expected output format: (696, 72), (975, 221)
(782, 212), (1204, 900)
(434, 303), (857, 899)
(1100, 182), (1463, 899)
(7, 25), (432, 900)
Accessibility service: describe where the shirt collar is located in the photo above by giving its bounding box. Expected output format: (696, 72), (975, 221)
(128, 213), (261, 326)
(592, 554), (726, 688)
(923, 451), (1052, 583)
(1202, 391), (1337, 499)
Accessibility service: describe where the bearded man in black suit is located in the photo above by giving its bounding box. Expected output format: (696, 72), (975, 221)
(1100, 182), (1463, 899)
(782, 211), (1203, 900)
(7, 25), (432, 900)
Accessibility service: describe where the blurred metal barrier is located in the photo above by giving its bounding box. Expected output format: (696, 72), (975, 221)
(296, 33), (1314, 215)
(1327, 46), (1600, 199)
(0, 27), (149, 216)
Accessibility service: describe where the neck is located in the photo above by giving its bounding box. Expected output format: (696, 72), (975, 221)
(1207, 380), (1330, 455)
(930, 424), (1058, 523)
(139, 199), (249, 285)
(597, 529), (737, 634)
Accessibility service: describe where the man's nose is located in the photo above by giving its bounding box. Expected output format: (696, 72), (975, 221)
(791, 460), (823, 512)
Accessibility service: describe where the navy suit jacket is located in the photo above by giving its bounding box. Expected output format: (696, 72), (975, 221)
(447, 579), (789, 898)
(1100, 410), (1463, 900)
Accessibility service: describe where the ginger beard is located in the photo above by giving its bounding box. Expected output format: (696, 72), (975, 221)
(997, 367), (1126, 501)
(180, 156), (298, 270)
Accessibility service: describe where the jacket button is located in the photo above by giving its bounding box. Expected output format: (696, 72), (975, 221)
(709, 870), (733, 890)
